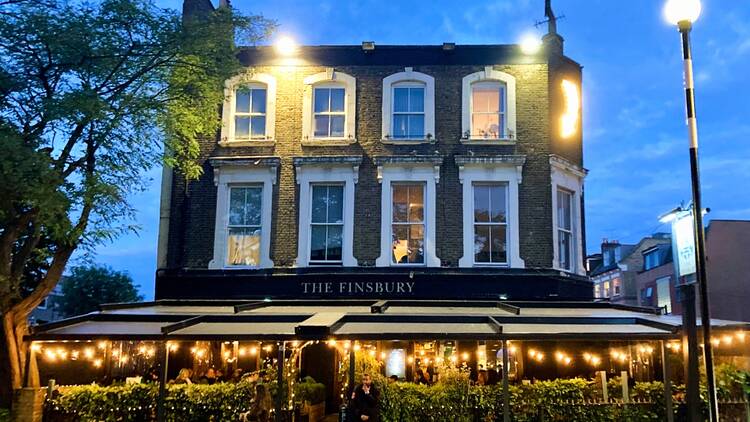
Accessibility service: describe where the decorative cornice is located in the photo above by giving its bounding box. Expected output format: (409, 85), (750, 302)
(372, 155), (444, 166)
(454, 154), (526, 166)
(209, 156), (280, 186)
(455, 155), (526, 185)
(293, 156), (362, 184)
(549, 154), (587, 179)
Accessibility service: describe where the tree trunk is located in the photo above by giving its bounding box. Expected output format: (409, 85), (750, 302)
(2, 312), (22, 392)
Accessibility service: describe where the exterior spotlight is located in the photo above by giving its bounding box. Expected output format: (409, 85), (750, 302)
(664, 0), (701, 26)
(275, 36), (298, 57)
(520, 34), (542, 55)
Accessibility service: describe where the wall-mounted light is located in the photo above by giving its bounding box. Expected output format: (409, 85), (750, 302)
(275, 36), (298, 57)
(560, 79), (580, 138)
(520, 33), (542, 55)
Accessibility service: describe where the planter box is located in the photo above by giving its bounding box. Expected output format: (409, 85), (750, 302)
(300, 401), (326, 422)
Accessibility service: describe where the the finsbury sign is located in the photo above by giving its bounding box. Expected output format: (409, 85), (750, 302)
(301, 281), (416, 296)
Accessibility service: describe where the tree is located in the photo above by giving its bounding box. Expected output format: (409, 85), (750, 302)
(58, 265), (143, 318)
(0, 0), (275, 403)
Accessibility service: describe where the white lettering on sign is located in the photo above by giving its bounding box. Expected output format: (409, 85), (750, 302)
(302, 281), (415, 296)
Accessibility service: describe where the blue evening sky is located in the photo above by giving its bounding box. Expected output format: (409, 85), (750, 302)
(82, 0), (750, 299)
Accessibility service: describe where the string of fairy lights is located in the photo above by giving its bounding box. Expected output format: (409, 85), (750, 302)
(29, 330), (747, 371)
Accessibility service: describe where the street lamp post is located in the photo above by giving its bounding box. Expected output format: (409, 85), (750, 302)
(663, 0), (719, 421)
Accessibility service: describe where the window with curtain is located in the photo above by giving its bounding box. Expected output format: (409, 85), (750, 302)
(470, 81), (506, 139)
(557, 188), (574, 271)
(392, 83), (425, 139)
(391, 183), (425, 264)
(234, 85), (267, 140)
(473, 183), (508, 265)
(227, 186), (263, 266)
(313, 87), (346, 138)
(310, 184), (344, 264)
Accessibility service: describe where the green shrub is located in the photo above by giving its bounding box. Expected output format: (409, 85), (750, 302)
(294, 376), (326, 405)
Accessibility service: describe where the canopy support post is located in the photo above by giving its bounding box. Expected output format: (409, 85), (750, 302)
(156, 341), (169, 422)
(275, 342), (285, 422)
(661, 340), (674, 422)
(502, 339), (510, 422)
(348, 346), (355, 398)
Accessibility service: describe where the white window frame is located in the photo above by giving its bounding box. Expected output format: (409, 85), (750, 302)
(220, 72), (277, 146)
(461, 67), (516, 143)
(382, 68), (435, 143)
(458, 163), (525, 268)
(302, 68), (356, 144)
(550, 156), (586, 275)
(376, 165), (441, 267)
(210, 165), (276, 269)
(295, 164), (358, 267)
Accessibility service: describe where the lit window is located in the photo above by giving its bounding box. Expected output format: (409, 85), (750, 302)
(313, 87), (346, 138)
(594, 283), (601, 298)
(227, 186), (263, 266)
(234, 85), (267, 140)
(392, 84), (425, 139)
(310, 185), (344, 264)
(556, 188), (574, 271)
(613, 277), (622, 296)
(391, 183), (425, 264)
(603, 281), (610, 297)
(471, 81), (506, 139)
(472, 183), (508, 265)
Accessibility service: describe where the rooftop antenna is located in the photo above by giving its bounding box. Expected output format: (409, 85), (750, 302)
(535, 0), (565, 34)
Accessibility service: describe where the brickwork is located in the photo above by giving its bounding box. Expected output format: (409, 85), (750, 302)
(165, 56), (583, 271)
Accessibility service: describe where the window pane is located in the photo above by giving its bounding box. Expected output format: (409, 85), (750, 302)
(392, 225), (409, 264)
(558, 231), (571, 270)
(491, 225), (507, 263)
(330, 88), (345, 112)
(392, 185), (408, 222)
(314, 115), (330, 137)
(330, 115), (345, 137)
(327, 186), (344, 223)
(250, 116), (266, 138)
(244, 187), (262, 226)
(408, 224), (425, 264)
(314, 88), (329, 113)
(472, 84), (500, 113)
(327, 225), (343, 261)
(409, 88), (424, 113)
(408, 114), (424, 138)
(310, 225), (327, 261)
(474, 225), (490, 263)
(251, 89), (266, 113)
(393, 87), (409, 113)
(311, 186), (328, 223)
(235, 117), (250, 139)
(472, 114), (500, 138)
(227, 227), (260, 266)
(489, 185), (507, 223)
(408, 185), (424, 223)
(557, 190), (572, 230)
(474, 185), (491, 223)
(235, 90), (251, 113)
(392, 114), (408, 138)
(229, 188), (245, 225)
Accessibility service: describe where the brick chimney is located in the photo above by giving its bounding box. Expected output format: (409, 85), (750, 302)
(542, 0), (564, 55)
(182, 0), (214, 22)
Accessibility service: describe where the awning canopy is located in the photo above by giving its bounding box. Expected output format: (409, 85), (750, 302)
(29, 299), (750, 342)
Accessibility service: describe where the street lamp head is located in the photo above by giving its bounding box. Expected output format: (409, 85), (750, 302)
(664, 0), (701, 26)
(519, 33), (542, 55)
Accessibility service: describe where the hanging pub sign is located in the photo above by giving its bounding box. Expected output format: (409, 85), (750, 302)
(671, 210), (696, 279)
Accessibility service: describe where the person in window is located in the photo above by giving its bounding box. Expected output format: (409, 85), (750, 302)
(171, 368), (192, 384)
(351, 373), (380, 422)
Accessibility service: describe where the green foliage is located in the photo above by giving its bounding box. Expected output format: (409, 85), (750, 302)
(294, 376), (326, 405)
(58, 265), (143, 317)
(47, 382), (258, 422)
(0, 0), (275, 314)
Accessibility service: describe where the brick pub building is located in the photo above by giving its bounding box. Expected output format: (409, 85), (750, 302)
(31, 1), (750, 420)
